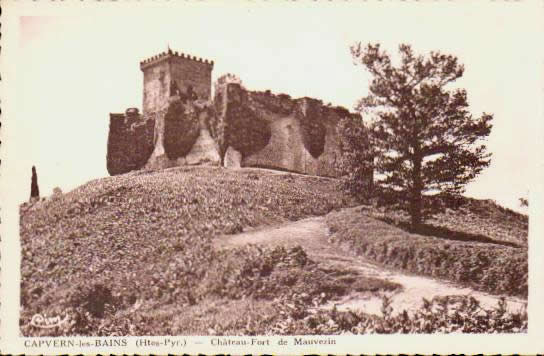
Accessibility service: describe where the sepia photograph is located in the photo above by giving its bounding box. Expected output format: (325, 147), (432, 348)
(1, 0), (543, 354)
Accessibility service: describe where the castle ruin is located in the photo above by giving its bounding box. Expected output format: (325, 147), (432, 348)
(107, 49), (363, 177)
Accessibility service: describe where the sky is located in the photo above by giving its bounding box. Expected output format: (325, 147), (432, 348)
(8, 1), (544, 212)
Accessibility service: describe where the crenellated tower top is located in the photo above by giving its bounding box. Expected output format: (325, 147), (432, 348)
(140, 48), (214, 116)
(139, 49), (214, 71)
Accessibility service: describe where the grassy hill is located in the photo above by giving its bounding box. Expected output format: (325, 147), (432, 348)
(327, 205), (528, 298)
(20, 167), (356, 335)
(20, 166), (528, 336)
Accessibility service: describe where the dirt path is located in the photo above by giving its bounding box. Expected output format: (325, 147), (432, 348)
(216, 216), (526, 315)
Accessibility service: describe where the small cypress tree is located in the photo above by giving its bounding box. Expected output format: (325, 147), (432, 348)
(30, 166), (40, 199)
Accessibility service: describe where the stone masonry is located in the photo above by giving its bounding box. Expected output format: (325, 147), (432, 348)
(107, 49), (364, 178)
(140, 49), (213, 116)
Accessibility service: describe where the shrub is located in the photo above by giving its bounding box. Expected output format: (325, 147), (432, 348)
(69, 283), (115, 318)
(268, 293), (527, 334)
(199, 244), (397, 304)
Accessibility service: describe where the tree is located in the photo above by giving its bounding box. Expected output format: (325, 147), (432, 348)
(350, 43), (493, 228)
(30, 165), (40, 200)
(337, 115), (374, 201)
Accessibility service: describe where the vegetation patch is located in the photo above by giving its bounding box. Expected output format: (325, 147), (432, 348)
(212, 82), (273, 162)
(336, 115), (374, 200)
(163, 100), (201, 160)
(20, 167), (528, 335)
(224, 100), (271, 158)
(370, 195), (528, 246)
(201, 245), (400, 302)
(106, 114), (155, 175)
(267, 293), (527, 334)
(325, 207), (528, 298)
(249, 91), (295, 116)
(297, 100), (326, 158)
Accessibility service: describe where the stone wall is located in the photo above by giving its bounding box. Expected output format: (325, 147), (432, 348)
(107, 84), (359, 177)
(106, 109), (155, 175)
(168, 56), (213, 101)
(108, 50), (365, 178)
(141, 60), (172, 117)
(217, 83), (352, 177)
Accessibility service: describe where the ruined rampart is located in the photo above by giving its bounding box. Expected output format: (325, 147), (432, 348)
(216, 84), (355, 177)
(107, 84), (360, 177)
(107, 50), (365, 178)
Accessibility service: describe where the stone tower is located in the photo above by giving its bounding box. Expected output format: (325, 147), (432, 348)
(139, 49), (214, 116)
(138, 49), (217, 170)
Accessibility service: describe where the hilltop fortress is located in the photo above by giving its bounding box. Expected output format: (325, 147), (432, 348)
(107, 49), (362, 177)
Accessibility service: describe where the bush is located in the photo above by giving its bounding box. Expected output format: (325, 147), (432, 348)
(268, 293), (527, 334)
(200, 244), (397, 303)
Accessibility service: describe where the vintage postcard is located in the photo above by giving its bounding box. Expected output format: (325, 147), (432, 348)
(1, 0), (543, 354)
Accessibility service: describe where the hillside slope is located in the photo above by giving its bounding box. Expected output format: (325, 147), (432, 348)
(20, 166), (528, 335)
(327, 206), (528, 298)
(372, 197), (528, 247)
(20, 166), (353, 335)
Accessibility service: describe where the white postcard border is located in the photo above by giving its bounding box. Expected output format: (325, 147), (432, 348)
(1, 0), (543, 354)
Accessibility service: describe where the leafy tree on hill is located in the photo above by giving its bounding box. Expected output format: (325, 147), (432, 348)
(347, 43), (493, 228)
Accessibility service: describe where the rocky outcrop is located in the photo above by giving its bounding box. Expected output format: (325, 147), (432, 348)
(107, 108), (155, 175)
